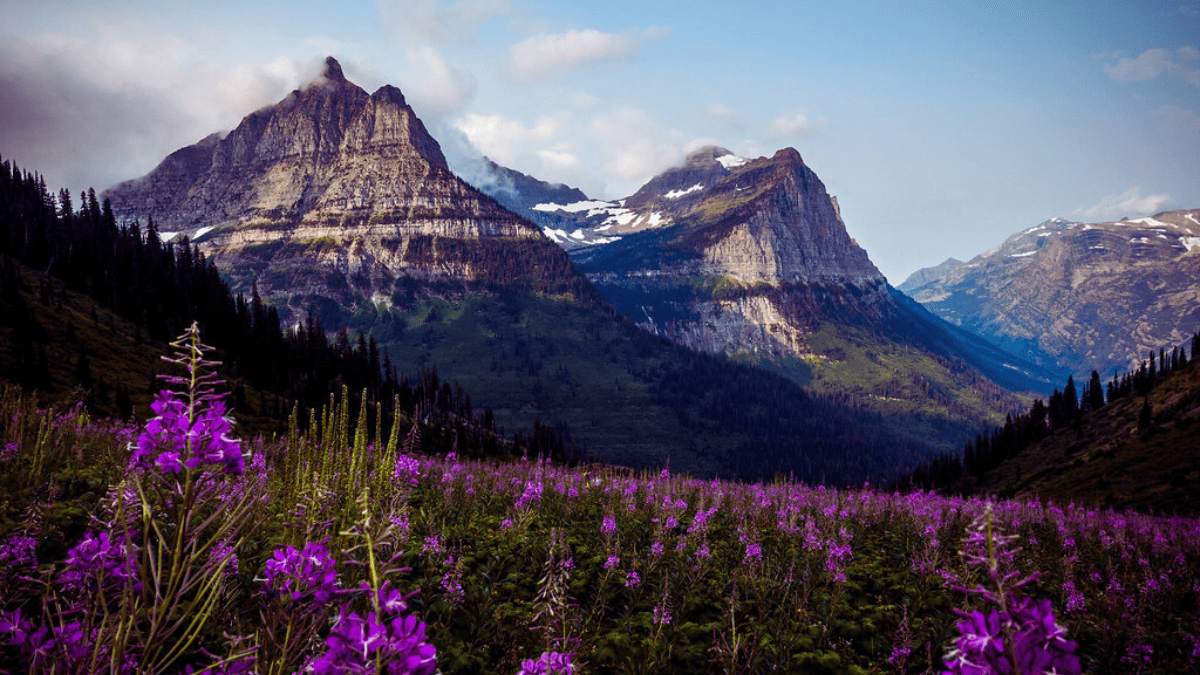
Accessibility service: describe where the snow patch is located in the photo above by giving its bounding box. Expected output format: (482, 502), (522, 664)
(645, 212), (667, 228)
(1128, 216), (1167, 227)
(159, 231), (180, 242)
(1131, 237), (1150, 244)
(1010, 250), (1038, 258)
(533, 199), (617, 213)
(664, 184), (703, 199)
(569, 229), (586, 240)
(717, 154), (749, 169)
(1186, 214), (1199, 226)
(193, 226), (215, 240)
(1181, 236), (1200, 251)
(605, 210), (637, 226)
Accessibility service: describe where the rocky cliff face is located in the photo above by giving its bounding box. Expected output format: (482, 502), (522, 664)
(102, 58), (577, 317)
(571, 148), (1051, 412)
(573, 147), (889, 355)
(899, 211), (1200, 376)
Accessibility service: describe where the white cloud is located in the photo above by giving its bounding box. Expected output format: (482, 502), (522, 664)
(767, 113), (812, 139)
(398, 46), (473, 114)
(1103, 46), (1200, 86)
(509, 27), (669, 82)
(1074, 188), (1172, 220)
(378, 0), (511, 44)
(537, 145), (580, 169)
(586, 107), (686, 185)
(453, 112), (561, 165)
(0, 19), (328, 195)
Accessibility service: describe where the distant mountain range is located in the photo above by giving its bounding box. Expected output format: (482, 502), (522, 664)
(899, 212), (1200, 378)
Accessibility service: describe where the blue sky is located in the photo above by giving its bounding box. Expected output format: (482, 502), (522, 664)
(1, 0), (1198, 282)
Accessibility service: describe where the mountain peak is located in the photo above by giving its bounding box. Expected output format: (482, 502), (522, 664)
(320, 56), (346, 83)
(685, 146), (734, 165)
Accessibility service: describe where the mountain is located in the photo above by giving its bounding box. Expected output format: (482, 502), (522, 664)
(98, 58), (947, 484)
(566, 147), (1057, 448)
(103, 57), (589, 314)
(899, 212), (1200, 377)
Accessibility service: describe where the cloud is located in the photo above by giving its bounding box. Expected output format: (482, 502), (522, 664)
(1073, 188), (1172, 220)
(398, 46), (474, 114)
(453, 112), (561, 165)
(586, 107), (686, 185)
(1103, 46), (1200, 86)
(765, 111), (826, 141)
(378, 0), (511, 44)
(0, 20), (326, 195)
(509, 27), (669, 82)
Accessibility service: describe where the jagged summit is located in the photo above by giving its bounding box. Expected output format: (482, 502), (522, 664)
(318, 55), (346, 83)
(101, 58), (556, 315)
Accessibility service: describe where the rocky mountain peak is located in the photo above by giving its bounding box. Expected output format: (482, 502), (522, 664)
(102, 58), (553, 317)
(317, 55), (346, 84)
(685, 146), (734, 166)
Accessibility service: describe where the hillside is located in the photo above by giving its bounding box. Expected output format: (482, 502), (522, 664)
(977, 351), (1200, 515)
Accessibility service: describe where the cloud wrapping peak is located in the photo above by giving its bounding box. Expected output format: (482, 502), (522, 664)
(509, 27), (669, 82)
(1074, 187), (1172, 220)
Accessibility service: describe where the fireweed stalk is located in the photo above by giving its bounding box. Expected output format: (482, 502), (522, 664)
(942, 503), (1081, 675)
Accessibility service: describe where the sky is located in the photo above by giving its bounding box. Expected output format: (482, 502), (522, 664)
(1, 0), (1198, 283)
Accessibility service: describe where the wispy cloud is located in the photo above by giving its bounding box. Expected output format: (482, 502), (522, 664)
(378, 0), (511, 44)
(1103, 46), (1200, 86)
(0, 19), (324, 194)
(399, 46), (474, 113)
(453, 112), (561, 165)
(1073, 187), (1172, 221)
(509, 27), (669, 82)
(765, 111), (827, 141)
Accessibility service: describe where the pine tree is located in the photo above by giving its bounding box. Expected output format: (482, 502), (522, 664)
(1088, 370), (1105, 410)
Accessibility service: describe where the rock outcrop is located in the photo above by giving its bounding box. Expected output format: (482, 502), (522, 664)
(900, 211), (1200, 376)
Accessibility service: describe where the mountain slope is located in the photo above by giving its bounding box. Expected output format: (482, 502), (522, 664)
(899, 212), (1200, 377)
(975, 348), (1200, 515)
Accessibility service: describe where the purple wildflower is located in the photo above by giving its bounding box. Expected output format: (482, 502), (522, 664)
(519, 651), (575, 675)
(604, 555), (620, 570)
(60, 530), (140, 596)
(625, 571), (640, 587)
(262, 541), (339, 606)
(601, 514), (617, 538)
(0, 608), (32, 648)
(133, 390), (243, 476)
(308, 609), (437, 675)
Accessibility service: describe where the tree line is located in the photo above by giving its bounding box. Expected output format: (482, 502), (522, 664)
(896, 331), (1200, 492)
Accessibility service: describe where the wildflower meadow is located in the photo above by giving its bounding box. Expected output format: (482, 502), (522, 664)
(1, 324), (1198, 674)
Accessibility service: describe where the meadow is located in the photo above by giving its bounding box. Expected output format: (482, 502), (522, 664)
(0, 326), (1197, 674)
